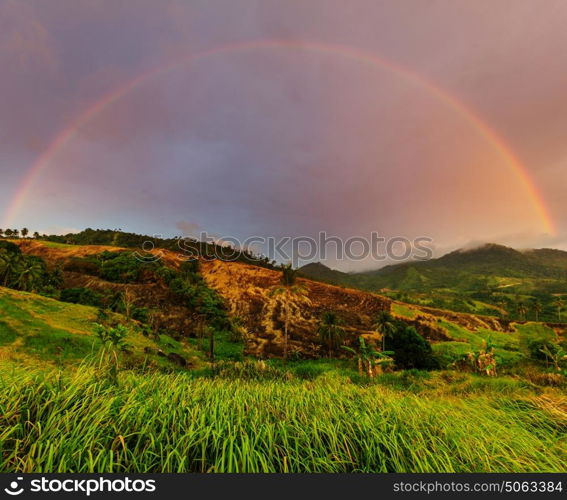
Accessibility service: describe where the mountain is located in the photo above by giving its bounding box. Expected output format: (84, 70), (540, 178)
(296, 262), (350, 284)
(299, 244), (567, 321)
(300, 244), (567, 290)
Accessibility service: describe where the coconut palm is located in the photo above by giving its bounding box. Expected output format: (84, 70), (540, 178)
(269, 265), (308, 362)
(497, 300), (508, 319)
(318, 311), (345, 357)
(0, 252), (21, 286)
(373, 310), (396, 351)
(553, 298), (564, 322)
(532, 300), (542, 322)
(516, 301), (528, 321)
(15, 259), (44, 291)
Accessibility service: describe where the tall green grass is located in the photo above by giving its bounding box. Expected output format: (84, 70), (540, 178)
(0, 363), (564, 473)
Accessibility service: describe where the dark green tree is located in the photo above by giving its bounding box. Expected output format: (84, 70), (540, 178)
(386, 325), (436, 369)
(318, 311), (345, 357)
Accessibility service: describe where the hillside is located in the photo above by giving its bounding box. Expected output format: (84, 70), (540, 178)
(1, 237), (565, 474)
(7, 239), (565, 368)
(299, 244), (567, 322)
(0, 286), (199, 370)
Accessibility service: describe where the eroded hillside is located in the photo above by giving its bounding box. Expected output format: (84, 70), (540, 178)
(11, 239), (556, 359)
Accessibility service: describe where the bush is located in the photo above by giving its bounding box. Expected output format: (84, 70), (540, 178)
(528, 339), (560, 362)
(387, 326), (438, 370)
(63, 257), (101, 276)
(98, 252), (147, 283)
(60, 288), (104, 307)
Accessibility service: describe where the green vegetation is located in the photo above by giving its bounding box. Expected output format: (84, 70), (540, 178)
(318, 310), (345, 357)
(300, 244), (567, 322)
(0, 287), (197, 369)
(386, 324), (437, 370)
(0, 240), (62, 294)
(37, 227), (277, 269)
(0, 234), (565, 474)
(0, 362), (564, 473)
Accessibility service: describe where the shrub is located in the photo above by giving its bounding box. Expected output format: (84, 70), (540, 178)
(528, 339), (559, 362)
(387, 326), (438, 369)
(60, 287), (104, 307)
(63, 257), (101, 276)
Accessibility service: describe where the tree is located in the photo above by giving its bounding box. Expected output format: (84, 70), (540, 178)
(373, 310), (396, 351)
(553, 299), (564, 322)
(497, 300), (508, 319)
(516, 301), (528, 321)
(269, 264), (309, 363)
(12, 229), (19, 238)
(121, 289), (137, 321)
(532, 300), (542, 322)
(342, 337), (393, 377)
(387, 325), (436, 369)
(468, 338), (497, 376)
(0, 252), (20, 286)
(15, 259), (44, 292)
(539, 344), (567, 372)
(0, 229), (3, 238)
(93, 323), (129, 384)
(21, 228), (29, 238)
(33, 231), (40, 239)
(318, 311), (345, 357)
(4, 229), (13, 238)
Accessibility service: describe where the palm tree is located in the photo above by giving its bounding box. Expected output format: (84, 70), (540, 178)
(373, 310), (396, 351)
(33, 231), (40, 239)
(497, 300), (508, 319)
(342, 337), (394, 377)
(553, 299), (564, 322)
(12, 229), (19, 238)
(269, 265), (308, 363)
(539, 343), (566, 372)
(532, 300), (542, 322)
(15, 259), (43, 291)
(21, 228), (29, 239)
(0, 252), (21, 286)
(318, 311), (345, 357)
(517, 301), (528, 321)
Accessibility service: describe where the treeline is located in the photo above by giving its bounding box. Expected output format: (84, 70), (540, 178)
(41, 228), (278, 269)
(0, 228), (40, 239)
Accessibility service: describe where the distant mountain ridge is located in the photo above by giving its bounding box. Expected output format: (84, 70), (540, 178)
(299, 243), (567, 293)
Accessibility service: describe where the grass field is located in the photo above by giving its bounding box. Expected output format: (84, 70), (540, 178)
(0, 286), (565, 473)
(0, 362), (565, 473)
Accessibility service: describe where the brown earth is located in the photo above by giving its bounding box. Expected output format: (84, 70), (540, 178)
(12, 240), (534, 357)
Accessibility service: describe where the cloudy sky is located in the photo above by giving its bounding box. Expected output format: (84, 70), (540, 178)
(2, 0), (567, 269)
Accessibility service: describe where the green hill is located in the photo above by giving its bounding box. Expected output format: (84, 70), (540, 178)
(299, 244), (567, 321)
(0, 286), (199, 369)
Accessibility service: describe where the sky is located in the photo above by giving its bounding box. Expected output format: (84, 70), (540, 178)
(2, 0), (567, 270)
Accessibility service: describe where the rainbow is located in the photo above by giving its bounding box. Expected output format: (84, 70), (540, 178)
(2, 40), (555, 234)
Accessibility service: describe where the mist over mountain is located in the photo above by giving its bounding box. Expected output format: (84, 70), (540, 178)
(299, 244), (567, 316)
